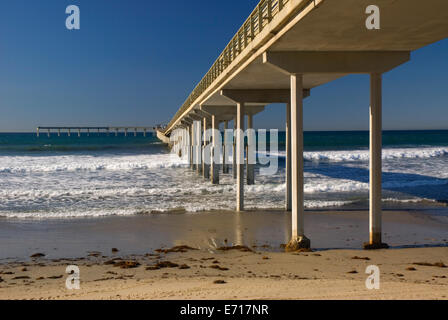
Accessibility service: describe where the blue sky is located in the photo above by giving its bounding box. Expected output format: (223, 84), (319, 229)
(0, 0), (447, 132)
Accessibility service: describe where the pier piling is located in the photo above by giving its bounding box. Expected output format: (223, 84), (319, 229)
(211, 115), (219, 185)
(202, 118), (210, 179)
(196, 121), (202, 174)
(223, 121), (229, 174)
(365, 73), (388, 250)
(236, 103), (245, 212)
(287, 74), (310, 251)
(246, 114), (255, 185)
(233, 118), (237, 180)
(286, 103), (292, 211)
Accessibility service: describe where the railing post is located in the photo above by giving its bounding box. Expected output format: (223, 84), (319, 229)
(250, 14), (255, 39)
(243, 23), (248, 47)
(258, 3), (264, 32)
(279, 0), (284, 11)
(267, 0), (272, 21)
(237, 32), (242, 54)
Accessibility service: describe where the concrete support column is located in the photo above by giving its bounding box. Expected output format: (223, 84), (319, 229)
(68, 129), (71, 137)
(211, 115), (220, 185)
(223, 121), (229, 174)
(236, 103), (245, 212)
(78, 129), (81, 137)
(181, 127), (186, 158)
(196, 120), (203, 174)
(233, 118), (237, 179)
(37, 128), (40, 138)
(58, 129), (61, 137)
(286, 103), (292, 211)
(365, 73), (388, 250)
(202, 117), (210, 179)
(286, 74), (310, 251)
(246, 114), (255, 185)
(190, 124), (194, 170)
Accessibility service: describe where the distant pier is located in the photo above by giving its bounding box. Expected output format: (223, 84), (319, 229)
(36, 126), (161, 138)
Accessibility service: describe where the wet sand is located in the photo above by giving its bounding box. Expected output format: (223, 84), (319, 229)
(0, 209), (447, 300)
(0, 209), (447, 261)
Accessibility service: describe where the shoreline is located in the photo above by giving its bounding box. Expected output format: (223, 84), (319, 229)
(0, 208), (447, 300)
(0, 208), (447, 261)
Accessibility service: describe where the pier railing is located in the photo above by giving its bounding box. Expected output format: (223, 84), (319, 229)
(166, 0), (300, 132)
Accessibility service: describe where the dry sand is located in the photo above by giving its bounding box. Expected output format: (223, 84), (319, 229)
(0, 246), (447, 300)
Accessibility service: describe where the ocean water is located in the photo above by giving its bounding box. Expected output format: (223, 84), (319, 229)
(1, 131), (448, 219)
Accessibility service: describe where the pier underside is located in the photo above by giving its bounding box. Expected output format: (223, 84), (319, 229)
(161, 0), (448, 250)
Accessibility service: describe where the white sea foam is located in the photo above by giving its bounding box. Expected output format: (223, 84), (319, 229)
(0, 147), (446, 174)
(1, 145), (447, 219)
(0, 153), (189, 173)
(259, 147), (448, 162)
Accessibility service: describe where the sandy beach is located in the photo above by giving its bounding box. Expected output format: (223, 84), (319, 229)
(0, 209), (446, 300)
(0, 245), (447, 300)
(2, 0), (448, 306)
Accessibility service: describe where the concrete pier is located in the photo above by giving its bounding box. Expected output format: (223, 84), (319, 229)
(286, 103), (292, 211)
(211, 115), (220, 185)
(223, 121), (230, 174)
(287, 74), (310, 250)
(365, 73), (389, 250)
(246, 114), (255, 185)
(190, 123), (195, 170)
(236, 103), (245, 212)
(37, 127), (156, 138)
(202, 117), (210, 179)
(157, 0), (448, 250)
(196, 121), (202, 174)
(233, 118), (237, 180)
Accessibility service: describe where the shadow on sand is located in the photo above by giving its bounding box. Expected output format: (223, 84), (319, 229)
(305, 162), (448, 203)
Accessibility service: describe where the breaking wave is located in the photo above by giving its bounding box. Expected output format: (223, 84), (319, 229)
(260, 147), (448, 162)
